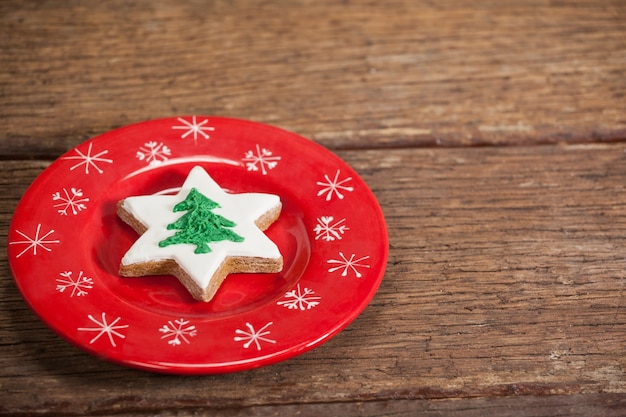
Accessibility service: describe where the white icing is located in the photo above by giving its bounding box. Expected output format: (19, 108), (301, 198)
(120, 166), (282, 290)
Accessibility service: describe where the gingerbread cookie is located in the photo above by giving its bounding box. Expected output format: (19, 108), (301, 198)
(117, 166), (283, 302)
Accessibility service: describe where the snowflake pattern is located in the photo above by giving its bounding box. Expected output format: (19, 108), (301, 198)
(9, 224), (60, 258)
(277, 284), (321, 311)
(61, 142), (112, 174)
(159, 318), (197, 346)
(327, 252), (371, 278)
(77, 312), (128, 347)
(8, 112), (379, 360)
(52, 188), (89, 215)
(172, 116), (215, 144)
(234, 322), (276, 351)
(136, 141), (171, 165)
(56, 270), (93, 296)
(313, 216), (349, 241)
(242, 144), (281, 175)
(317, 170), (354, 201)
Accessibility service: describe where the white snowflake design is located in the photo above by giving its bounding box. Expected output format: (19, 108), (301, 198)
(159, 318), (197, 346)
(136, 141), (171, 165)
(277, 284), (321, 311)
(327, 252), (371, 278)
(171, 116), (215, 144)
(52, 187), (89, 215)
(317, 169), (354, 201)
(9, 224), (60, 258)
(234, 322), (276, 351)
(77, 312), (128, 347)
(56, 270), (93, 296)
(242, 144), (281, 175)
(313, 216), (349, 241)
(62, 142), (113, 174)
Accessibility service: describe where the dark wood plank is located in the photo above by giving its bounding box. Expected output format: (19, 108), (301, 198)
(2, 143), (626, 414)
(54, 394), (626, 417)
(1, 0), (625, 157)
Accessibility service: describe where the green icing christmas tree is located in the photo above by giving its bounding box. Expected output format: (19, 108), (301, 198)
(159, 187), (244, 254)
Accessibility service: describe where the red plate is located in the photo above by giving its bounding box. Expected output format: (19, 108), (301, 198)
(8, 117), (388, 374)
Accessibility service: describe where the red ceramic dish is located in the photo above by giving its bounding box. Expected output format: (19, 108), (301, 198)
(8, 117), (388, 374)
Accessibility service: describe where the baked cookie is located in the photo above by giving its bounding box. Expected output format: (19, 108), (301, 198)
(118, 166), (283, 302)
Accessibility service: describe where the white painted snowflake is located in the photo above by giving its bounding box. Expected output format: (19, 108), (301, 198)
(171, 116), (215, 144)
(327, 252), (371, 278)
(9, 224), (60, 258)
(242, 144), (281, 175)
(234, 322), (276, 351)
(313, 216), (349, 241)
(77, 312), (128, 347)
(56, 270), (93, 296)
(317, 169), (354, 201)
(52, 187), (89, 215)
(62, 142), (113, 174)
(136, 141), (171, 165)
(159, 318), (197, 346)
(277, 284), (321, 311)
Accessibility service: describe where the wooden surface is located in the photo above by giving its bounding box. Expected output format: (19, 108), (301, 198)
(1, 0), (626, 416)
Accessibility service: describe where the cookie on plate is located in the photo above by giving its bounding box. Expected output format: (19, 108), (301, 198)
(117, 165), (283, 302)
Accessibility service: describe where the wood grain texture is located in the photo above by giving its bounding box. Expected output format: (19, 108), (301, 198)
(9, 395), (624, 417)
(2, 0), (626, 414)
(2, 143), (626, 415)
(1, 0), (626, 157)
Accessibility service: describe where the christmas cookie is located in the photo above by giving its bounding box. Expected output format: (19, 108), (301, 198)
(117, 166), (283, 302)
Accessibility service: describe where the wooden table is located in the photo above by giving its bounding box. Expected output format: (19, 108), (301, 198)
(2, 1), (625, 415)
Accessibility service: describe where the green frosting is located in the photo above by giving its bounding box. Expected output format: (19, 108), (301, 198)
(159, 188), (244, 254)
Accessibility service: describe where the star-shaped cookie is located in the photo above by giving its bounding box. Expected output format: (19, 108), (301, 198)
(117, 166), (283, 302)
